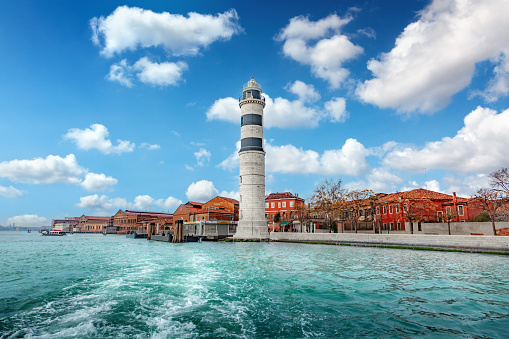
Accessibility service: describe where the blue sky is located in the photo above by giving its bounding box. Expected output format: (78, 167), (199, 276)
(1, 0), (509, 227)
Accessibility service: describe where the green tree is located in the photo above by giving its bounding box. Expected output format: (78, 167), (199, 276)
(473, 211), (491, 222)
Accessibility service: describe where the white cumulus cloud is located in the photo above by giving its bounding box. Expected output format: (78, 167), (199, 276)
(0, 154), (118, 192)
(276, 14), (363, 88)
(324, 97), (348, 123)
(0, 185), (23, 198)
(206, 81), (348, 128)
(106, 59), (133, 87)
(186, 180), (219, 202)
(64, 124), (135, 154)
(80, 173), (118, 192)
(356, 0), (509, 114)
(0, 154), (85, 184)
(218, 139), (370, 176)
(140, 143), (161, 150)
(345, 167), (403, 193)
(7, 214), (49, 227)
(383, 106), (509, 173)
(266, 138), (370, 176)
(91, 6), (242, 58)
(286, 80), (320, 103)
(194, 148), (211, 167)
(133, 57), (188, 87)
(77, 194), (182, 212)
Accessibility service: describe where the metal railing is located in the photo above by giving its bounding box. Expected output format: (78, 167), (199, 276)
(239, 95), (266, 103)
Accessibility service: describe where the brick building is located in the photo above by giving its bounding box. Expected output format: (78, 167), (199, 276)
(77, 215), (113, 233)
(172, 202), (204, 223)
(265, 192), (305, 231)
(113, 210), (173, 233)
(375, 189), (480, 232)
(195, 196), (239, 222)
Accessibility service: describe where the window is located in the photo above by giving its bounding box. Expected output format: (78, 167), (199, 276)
(446, 206), (451, 215)
(290, 201), (294, 208)
(389, 205), (393, 214)
(282, 202), (286, 208)
(458, 205), (464, 216)
(383, 223), (387, 230)
(403, 203), (408, 212)
(396, 205), (400, 213)
(437, 211), (443, 222)
(382, 205), (387, 214)
(278, 202), (281, 208)
(376, 206), (380, 215)
(397, 222), (401, 230)
(390, 222), (394, 230)
(265, 202), (269, 208)
(271, 202), (275, 208)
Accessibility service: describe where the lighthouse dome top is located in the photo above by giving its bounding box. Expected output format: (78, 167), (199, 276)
(243, 76), (262, 91)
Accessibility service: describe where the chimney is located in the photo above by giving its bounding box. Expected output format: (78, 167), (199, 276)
(296, 193), (298, 198)
(453, 192), (457, 202)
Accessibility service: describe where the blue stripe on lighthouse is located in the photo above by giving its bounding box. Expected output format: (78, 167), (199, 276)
(239, 137), (263, 152)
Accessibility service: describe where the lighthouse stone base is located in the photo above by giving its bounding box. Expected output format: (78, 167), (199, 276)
(234, 220), (269, 240)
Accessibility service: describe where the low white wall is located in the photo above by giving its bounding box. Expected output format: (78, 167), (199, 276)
(407, 221), (509, 235)
(269, 232), (509, 252)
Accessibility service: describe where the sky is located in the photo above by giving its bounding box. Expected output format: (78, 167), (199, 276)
(1, 0), (509, 227)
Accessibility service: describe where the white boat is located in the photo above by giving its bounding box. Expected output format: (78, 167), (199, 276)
(41, 230), (66, 236)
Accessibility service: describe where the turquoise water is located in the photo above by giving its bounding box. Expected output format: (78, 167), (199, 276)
(1, 232), (508, 338)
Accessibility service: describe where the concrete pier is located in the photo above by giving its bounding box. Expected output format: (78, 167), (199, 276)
(269, 232), (509, 253)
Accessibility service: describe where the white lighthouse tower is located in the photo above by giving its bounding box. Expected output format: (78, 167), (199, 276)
(234, 77), (269, 240)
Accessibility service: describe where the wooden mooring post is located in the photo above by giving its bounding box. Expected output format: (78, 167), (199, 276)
(147, 223), (152, 240)
(172, 220), (184, 243)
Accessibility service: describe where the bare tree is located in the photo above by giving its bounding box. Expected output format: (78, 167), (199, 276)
(311, 178), (345, 233)
(490, 168), (509, 194)
(345, 189), (374, 233)
(443, 207), (458, 235)
(473, 188), (508, 235)
(292, 201), (309, 232)
(401, 198), (436, 234)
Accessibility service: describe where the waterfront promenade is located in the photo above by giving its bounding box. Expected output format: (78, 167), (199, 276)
(270, 232), (509, 253)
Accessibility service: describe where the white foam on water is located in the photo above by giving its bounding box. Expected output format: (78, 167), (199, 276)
(27, 320), (98, 339)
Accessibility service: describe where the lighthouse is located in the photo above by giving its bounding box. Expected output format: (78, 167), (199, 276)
(234, 77), (269, 240)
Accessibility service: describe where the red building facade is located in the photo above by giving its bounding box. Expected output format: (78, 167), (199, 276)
(265, 192), (305, 231)
(375, 189), (481, 231)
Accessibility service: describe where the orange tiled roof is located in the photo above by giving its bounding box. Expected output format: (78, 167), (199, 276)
(82, 216), (112, 220)
(215, 196), (239, 204)
(180, 203), (203, 214)
(378, 189), (466, 202)
(266, 192), (302, 200)
(124, 210), (173, 217)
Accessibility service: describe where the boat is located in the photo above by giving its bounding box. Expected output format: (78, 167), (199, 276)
(126, 231), (147, 239)
(41, 230), (66, 236)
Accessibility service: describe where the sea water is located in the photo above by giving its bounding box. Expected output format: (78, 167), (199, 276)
(0, 232), (508, 338)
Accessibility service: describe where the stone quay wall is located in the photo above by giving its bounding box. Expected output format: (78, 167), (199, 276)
(269, 232), (509, 253)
